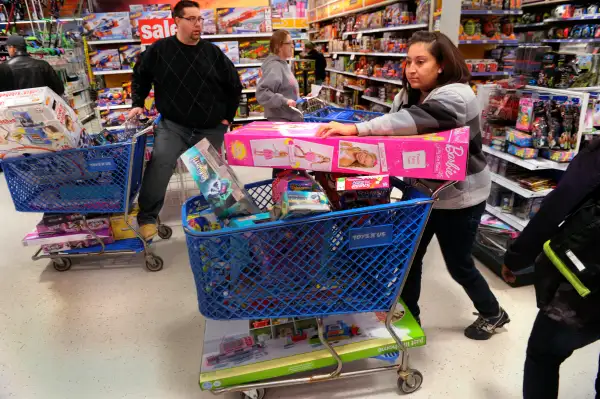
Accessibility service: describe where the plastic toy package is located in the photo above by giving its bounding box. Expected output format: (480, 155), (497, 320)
(129, 10), (172, 38)
(83, 12), (133, 41)
(99, 109), (128, 128)
(90, 49), (121, 72)
(180, 138), (261, 219)
(216, 7), (273, 34)
(238, 67), (260, 89)
(239, 40), (269, 63)
(97, 87), (131, 107)
(118, 45), (141, 70)
(0, 87), (87, 159)
(201, 9), (217, 35)
(279, 191), (331, 219)
(507, 143), (538, 159)
(214, 41), (240, 64)
(36, 215), (110, 236)
(129, 4), (171, 12)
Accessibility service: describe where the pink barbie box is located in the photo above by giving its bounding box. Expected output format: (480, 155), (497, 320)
(225, 122), (470, 181)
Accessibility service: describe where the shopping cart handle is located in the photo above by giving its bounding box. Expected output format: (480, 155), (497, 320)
(296, 98), (307, 105)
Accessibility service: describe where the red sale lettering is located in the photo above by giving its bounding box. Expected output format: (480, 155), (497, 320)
(139, 19), (177, 45)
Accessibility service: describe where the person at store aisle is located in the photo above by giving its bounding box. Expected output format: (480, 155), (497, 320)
(129, 0), (242, 240)
(303, 42), (326, 85)
(317, 31), (508, 340)
(502, 138), (600, 399)
(4, 35), (64, 95)
(0, 63), (15, 92)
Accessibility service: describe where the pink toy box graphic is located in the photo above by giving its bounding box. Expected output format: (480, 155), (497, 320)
(225, 122), (470, 181)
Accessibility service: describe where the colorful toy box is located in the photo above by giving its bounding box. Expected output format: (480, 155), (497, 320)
(130, 11), (171, 39)
(99, 109), (128, 128)
(89, 49), (121, 72)
(83, 12), (133, 41)
(214, 41), (240, 64)
(225, 122), (470, 181)
(97, 87), (131, 107)
(238, 67), (260, 89)
(505, 127), (533, 147)
(216, 7), (273, 34)
(507, 143), (538, 159)
(516, 98), (534, 132)
(0, 87), (86, 159)
(110, 208), (140, 241)
(129, 4), (171, 12)
(239, 40), (269, 63)
(540, 148), (576, 163)
(118, 45), (141, 70)
(201, 9), (217, 35)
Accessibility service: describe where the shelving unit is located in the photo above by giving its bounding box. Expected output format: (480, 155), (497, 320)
(325, 68), (403, 86)
(97, 104), (133, 111)
(332, 51), (407, 57)
(87, 39), (141, 45)
(459, 39), (519, 45)
(471, 71), (512, 77)
(361, 95), (392, 107)
(483, 145), (568, 171)
(461, 9), (522, 15)
(485, 204), (529, 231)
(489, 172), (553, 198)
(93, 69), (133, 76)
(233, 115), (266, 122)
(343, 23), (428, 36)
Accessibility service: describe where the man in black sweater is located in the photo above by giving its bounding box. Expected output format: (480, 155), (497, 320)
(129, 0), (242, 239)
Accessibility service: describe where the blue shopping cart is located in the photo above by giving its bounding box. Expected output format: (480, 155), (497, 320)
(1, 120), (170, 272)
(182, 178), (454, 397)
(295, 97), (384, 123)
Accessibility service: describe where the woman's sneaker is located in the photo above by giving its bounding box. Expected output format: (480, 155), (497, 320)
(464, 308), (510, 340)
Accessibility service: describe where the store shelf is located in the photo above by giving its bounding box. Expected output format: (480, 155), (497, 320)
(234, 115), (266, 122)
(0, 17), (82, 25)
(97, 104), (132, 110)
(87, 39), (141, 45)
(74, 101), (94, 110)
(361, 95), (392, 107)
(545, 14), (600, 22)
(234, 63), (263, 68)
(569, 86), (600, 92)
(66, 86), (89, 95)
(242, 88), (257, 93)
(514, 22), (547, 28)
(542, 38), (600, 43)
(322, 85), (347, 92)
(307, 30), (318, 34)
(333, 51), (407, 57)
(490, 172), (552, 198)
(343, 23), (428, 36)
(459, 39), (519, 45)
(485, 204), (528, 232)
(310, 0), (399, 23)
(522, 0), (573, 8)
(80, 113), (95, 123)
(483, 145), (569, 171)
(345, 84), (365, 91)
(471, 71), (512, 77)
(325, 68), (403, 85)
(93, 69), (133, 75)
(313, 39), (330, 43)
(204, 32), (273, 39)
(461, 9), (522, 15)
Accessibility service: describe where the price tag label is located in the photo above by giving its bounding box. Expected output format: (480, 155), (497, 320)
(357, 33), (363, 40)
(333, 53), (338, 59)
(350, 54), (356, 60)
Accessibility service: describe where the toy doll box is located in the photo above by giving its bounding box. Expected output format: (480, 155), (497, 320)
(0, 87), (85, 159)
(225, 122), (470, 181)
(199, 300), (425, 390)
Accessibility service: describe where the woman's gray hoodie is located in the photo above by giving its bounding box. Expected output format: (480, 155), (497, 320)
(256, 54), (303, 122)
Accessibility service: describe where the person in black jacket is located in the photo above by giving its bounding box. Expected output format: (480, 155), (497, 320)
(5, 35), (64, 95)
(129, 0), (242, 239)
(303, 42), (326, 85)
(0, 63), (15, 92)
(503, 138), (600, 399)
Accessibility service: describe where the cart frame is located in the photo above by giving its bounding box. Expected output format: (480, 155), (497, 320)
(195, 180), (456, 398)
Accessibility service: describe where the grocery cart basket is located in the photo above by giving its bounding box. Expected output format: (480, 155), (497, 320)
(1, 121), (171, 272)
(183, 178), (454, 397)
(297, 97), (383, 123)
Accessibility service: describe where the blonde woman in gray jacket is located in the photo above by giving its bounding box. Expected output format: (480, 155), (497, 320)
(256, 30), (303, 123)
(318, 31), (508, 341)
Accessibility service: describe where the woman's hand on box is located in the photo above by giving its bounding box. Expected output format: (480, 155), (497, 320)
(316, 122), (359, 138)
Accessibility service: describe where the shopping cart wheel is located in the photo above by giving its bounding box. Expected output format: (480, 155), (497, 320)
(397, 370), (423, 394)
(52, 258), (72, 272)
(240, 388), (266, 399)
(145, 254), (164, 272)
(157, 225), (173, 240)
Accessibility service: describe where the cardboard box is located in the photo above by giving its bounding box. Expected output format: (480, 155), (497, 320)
(214, 41), (240, 64)
(200, 300), (424, 390)
(0, 87), (86, 159)
(216, 7), (272, 34)
(238, 67), (260, 89)
(23, 227), (113, 247)
(118, 44), (142, 69)
(36, 216), (111, 236)
(41, 235), (115, 254)
(83, 12), (133, 41)
(225, 122), (470, 181)
(540, 148), (575, 163)
(99, 109), (128, 128)
(89, 49), (121, 71)
(506, 127), (533, 147)
(110, 208), (139, 240)
(239, 40), (269, 63)
(201, 9), (217, 35)
(129, 4), (171, 12)
(130, 10), (172, 38)
(97, 87), (131, 107)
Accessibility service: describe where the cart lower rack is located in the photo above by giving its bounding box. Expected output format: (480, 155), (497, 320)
(297, 98), (384, 123)
(184, 179), (450, 396)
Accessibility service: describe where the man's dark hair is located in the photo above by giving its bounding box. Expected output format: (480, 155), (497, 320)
(403, 31), (471, 105)
(173, 0), (200, 18)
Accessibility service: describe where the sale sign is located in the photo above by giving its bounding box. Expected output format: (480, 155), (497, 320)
(138, 18), (177, 45)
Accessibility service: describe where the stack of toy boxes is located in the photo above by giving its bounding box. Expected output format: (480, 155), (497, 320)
(129, 4), (172, 39)
(216, 7), (273, 34)
(215, 41), (240, 64)
(83, 12), (133, 40)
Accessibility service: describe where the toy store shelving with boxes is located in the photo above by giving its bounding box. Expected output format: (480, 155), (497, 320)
(306, 0), (433, 112)
(82, 5), (294, 131)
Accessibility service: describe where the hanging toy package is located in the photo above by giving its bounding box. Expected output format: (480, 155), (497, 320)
(531, 98), (549, 149)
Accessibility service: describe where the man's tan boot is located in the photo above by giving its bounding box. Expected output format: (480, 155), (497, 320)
(139, 224), (158, 241)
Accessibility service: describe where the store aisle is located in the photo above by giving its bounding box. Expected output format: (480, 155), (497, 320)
(0, 169), (598, 399)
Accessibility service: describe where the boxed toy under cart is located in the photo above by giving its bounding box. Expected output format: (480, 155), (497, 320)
(199, 300), (424, 390)
(0, 87), (86, 159)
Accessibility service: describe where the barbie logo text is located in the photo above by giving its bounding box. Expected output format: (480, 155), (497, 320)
(444, 145), (465, 178)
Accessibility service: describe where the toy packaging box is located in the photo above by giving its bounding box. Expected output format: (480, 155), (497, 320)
(216, 7), (273, 34)
(180, 138), (261, 219)
(97, 87), (131, 107)
(130, 10), (172, 39)
(89, 49), (121, 72)
(225, 122), (470, 181)
(83, 12), (133, 41)
(118, 45), (142, 70)
(129, 4), (171, 12)
(100, 109), (128, 128)
(110, 207), (140, 241)
(199, 300), (425, 391)
(238, 67), (260, 89)
(506, 127), (533, 147)
(239, 40), (269, 63)
(0, 87), (86, 159)
(201, 9), (217, 35)
(214, 41), (240, 64)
